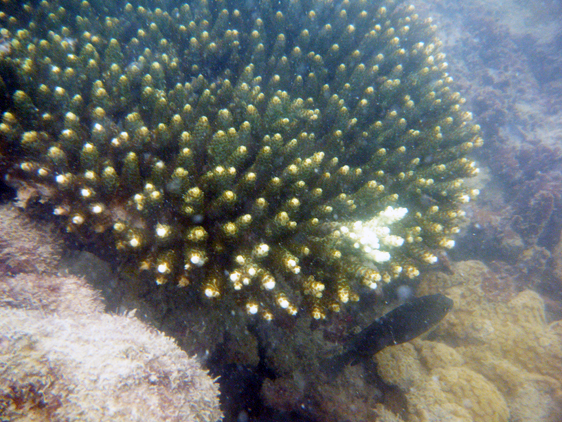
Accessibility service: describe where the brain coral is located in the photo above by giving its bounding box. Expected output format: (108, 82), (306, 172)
(0, 0), (481, 319)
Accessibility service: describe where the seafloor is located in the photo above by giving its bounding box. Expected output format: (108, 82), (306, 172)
(1, 0), (562, 421)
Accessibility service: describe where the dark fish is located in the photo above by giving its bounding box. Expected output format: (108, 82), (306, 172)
(322, 293), (453, 374)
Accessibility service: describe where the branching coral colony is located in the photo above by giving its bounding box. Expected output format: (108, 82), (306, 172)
(0, 0), (481, 320)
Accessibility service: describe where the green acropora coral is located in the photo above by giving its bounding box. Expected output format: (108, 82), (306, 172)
(0, 0), (481, 320)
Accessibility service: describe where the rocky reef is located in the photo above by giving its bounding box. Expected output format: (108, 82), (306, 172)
(0, 205), (222, 422)
(416, 0), (562, 300)
(0, 0), (481, 321)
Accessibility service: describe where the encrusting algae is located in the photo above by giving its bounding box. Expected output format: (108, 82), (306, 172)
(0, 0), (481, 319)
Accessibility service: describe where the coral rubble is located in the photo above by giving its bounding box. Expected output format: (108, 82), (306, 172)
(0, 205), (222, 422)
(0, 0), (481, 319)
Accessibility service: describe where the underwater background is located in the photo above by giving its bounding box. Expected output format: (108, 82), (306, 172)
(1, 0), (561, 421)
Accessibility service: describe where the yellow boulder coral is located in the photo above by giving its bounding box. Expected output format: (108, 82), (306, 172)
(376, 340), (508, 422)
(375, 260), (562, 422)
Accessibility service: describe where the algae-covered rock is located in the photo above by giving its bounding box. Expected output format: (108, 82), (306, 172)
(0, 206), (222, 422)
(0, 204), (61, 274)
(0, 300), (222, 422)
